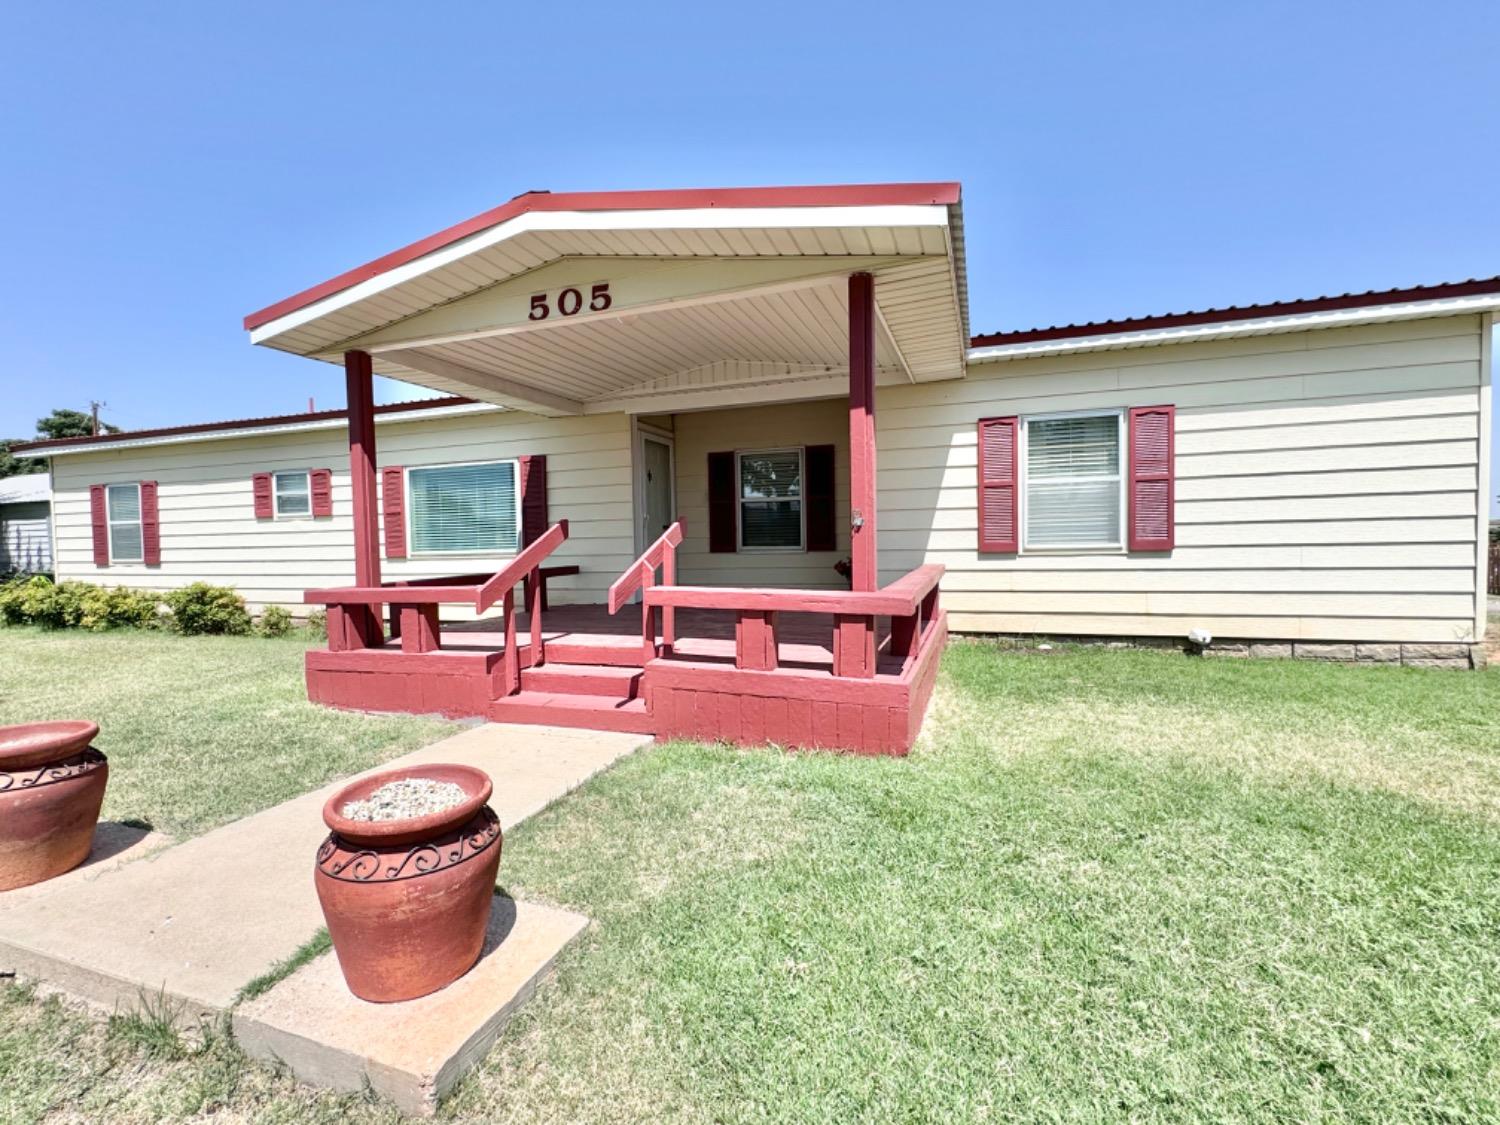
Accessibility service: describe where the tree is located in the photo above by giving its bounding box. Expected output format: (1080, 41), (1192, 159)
(0, 407), (121, 478)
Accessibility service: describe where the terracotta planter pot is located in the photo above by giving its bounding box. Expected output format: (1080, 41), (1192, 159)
(314, 763), (502, 1003)
(0, 720), (108, 893)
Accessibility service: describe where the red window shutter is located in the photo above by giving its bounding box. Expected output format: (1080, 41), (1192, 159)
(89, 485), (109, 566)
(977, 417), (1019, 553)
(707, 451), (737, 553)
(805, 444), (836, 552)
(1128, 405), (1175, 551)
(310, 468), (333, 517)
(139, 480), (161, 565)
(252, 473), (273, 518)
(518, 455), (548, 545)
(381, 465), (407, 559)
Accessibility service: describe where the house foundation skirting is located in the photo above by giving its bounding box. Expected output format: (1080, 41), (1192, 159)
(950, 632), (1485, 670)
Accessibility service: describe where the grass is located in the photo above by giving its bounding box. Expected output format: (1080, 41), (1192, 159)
(0, 627), (457, 837)
(4, 631), (1500, 1121)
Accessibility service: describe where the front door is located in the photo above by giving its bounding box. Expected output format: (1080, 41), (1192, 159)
(641, 434), (675, 546)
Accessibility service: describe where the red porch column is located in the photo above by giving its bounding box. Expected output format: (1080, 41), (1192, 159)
(848, 272), (877, 592)
(345, 350), (382, 589)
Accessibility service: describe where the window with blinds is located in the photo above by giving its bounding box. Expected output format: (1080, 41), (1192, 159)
(407, 461), (520, 555)
(738, 448), (803, 549)
(107, 482), (143, 562)
(1023, 412), (1123, 549)
(273, 470), (311, 518)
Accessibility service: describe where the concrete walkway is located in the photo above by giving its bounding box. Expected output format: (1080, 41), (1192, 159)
(0, 723), (649, 1021)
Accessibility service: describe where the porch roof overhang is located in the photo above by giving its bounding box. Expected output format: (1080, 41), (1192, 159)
(245, 183), (970, 416)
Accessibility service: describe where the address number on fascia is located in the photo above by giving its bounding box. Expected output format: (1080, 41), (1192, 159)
(528, 283), (612, 321)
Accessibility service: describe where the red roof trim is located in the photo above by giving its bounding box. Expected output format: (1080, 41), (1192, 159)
(244, 182), (962, 333)
(969, 276), (1500, 348)
(12, 396), (477, 454)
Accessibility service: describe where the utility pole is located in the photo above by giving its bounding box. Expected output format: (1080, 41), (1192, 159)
(89, 401), (106, 436)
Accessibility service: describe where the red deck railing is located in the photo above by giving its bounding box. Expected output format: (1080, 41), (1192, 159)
(607, 521), (684, 663)
(642, 563), (944, 679)
(304, 520), (571, 695)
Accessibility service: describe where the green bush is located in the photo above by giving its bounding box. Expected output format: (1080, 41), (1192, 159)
(79, 586), (162, 631)
(164, 583), (252, 636)
(0, 577), (93, 629)
(305, 608), (327, 640)
(257, 604), (294, 637)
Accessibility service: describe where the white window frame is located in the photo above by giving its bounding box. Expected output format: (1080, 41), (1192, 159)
(272, 469), (312, 520)
(1019, 408), (1127, 554)
(105, 482), (144, 564)
(736, 446), (806, 553)
(404, 457), (523, 558)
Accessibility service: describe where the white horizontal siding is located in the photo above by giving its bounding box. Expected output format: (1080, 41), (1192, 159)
(877, 316), (1487, 644)
(49, 411), (635, 615)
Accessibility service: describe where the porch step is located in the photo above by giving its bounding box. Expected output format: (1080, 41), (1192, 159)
(521, 663), (642, 698)
(544, 639), (648, 668)
(488, 691), (655, 735)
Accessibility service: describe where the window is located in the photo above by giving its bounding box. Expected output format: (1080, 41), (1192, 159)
(407, 460), (520, 555)
(106, 483), (143, 563)
(738, 448), (803, 550)
(273, 470), (311, 518)
(1023, 411), (1124, 550)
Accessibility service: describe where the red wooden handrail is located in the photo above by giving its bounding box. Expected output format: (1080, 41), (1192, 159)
(642, 564), (943, 618)
(607, 522), (684, 614)
(474, 521), (570, 613)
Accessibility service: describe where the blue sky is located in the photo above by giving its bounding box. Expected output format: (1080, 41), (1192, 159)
(3, 2), (1497, 506)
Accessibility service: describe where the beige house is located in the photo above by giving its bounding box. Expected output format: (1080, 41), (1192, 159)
(17, 183), (1499, 747)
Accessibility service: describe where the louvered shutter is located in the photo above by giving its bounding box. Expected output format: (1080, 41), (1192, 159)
(977, 417), (1019, 553)
(804, 444), (836, 552)
(252, 473), (273, 518)
(518, 455), (548, 545)
(707, 451), (737, 553)
(1128, 405), (1175, 551)
(381, 466), (407, 559)
(140, 480), (161, 565)
(310, 469), (333, 517)
(89, 485), (109, 566)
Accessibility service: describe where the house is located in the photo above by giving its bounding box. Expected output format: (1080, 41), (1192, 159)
(16, 183), (1498, 751)
(0, 473), (52, 576)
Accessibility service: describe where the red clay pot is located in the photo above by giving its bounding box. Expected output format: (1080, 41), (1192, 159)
(314, 763), (502, 1002)
(0, 720), (108, 893)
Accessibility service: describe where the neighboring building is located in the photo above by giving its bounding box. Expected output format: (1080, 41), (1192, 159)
(15, 183), (1498, 748)
(0, 473), (52, 576)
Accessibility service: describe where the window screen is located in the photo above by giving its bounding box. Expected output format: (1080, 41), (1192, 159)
(107, 483), (143, 562)
(1024, 414), (1122, 549)
(407, 461), (519, 554)
(274, 470), (311, 517)
(739, 449), (803, 549)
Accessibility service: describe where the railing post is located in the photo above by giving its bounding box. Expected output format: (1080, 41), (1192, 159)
(502, 587), (520, 695)
(399, 604), (441, 654)
(661, 541), (676, 656)
(832, 614), (875, 679)
(735, 610), (778, 671)
(527, 565), (544, 668)
(889, 610), (918, 659)
(641, 567), (658, 664)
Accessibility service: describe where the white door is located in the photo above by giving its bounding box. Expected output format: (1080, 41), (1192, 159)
(641, 435), (675, 545)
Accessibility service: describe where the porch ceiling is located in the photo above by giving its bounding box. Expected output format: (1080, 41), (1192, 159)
(245, 184), (970, 416)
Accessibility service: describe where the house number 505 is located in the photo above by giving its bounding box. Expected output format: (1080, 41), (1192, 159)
(529, 283), (611, 321)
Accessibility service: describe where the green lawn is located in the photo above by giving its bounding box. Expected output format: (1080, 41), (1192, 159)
(4, 632), (1500, 1122)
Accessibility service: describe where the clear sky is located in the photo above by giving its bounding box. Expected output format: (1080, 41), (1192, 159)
(3, 2), (1497, 506)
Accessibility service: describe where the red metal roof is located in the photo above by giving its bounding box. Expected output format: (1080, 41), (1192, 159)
(12, 396), (476, 454)
(968, 276), (1500, 348)
(244, 182), (963, 332)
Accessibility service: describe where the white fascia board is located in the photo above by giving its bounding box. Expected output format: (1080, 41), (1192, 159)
(249, 204), (953, 346)
(25, 402), (503, 458)
(966, 293), (1500, 363)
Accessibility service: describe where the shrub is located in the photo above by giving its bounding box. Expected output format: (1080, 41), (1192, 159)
(79, 586), (162, 631)
(164, 583), (252, 636)
(0, 577), (93, 629)
(305, 608), (327, 640)
(257, 604), (294, 637)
